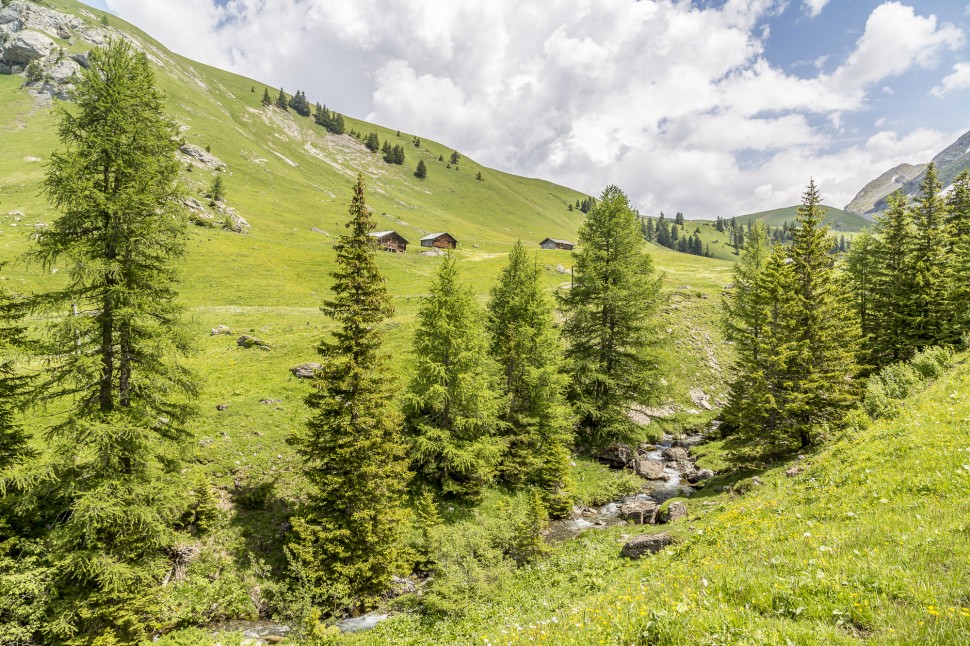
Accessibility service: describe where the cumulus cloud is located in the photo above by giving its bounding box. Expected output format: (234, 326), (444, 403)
(931, 61), (970, 96)
(101, 0), (965, 215)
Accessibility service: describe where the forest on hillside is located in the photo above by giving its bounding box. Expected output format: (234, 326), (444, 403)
(3, 36), (970, 646)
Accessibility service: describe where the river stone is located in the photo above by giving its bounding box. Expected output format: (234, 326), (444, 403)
(685, 468), (714, 484)
(621, 532), (673, 558)
(620, 499), (658, 525)
(660, 500), (688, 524)
(290, 362), (321, 379)
(634, 457), (667, 480)
(599, 442), (634, 468)
(2, 30), (54, 64)
(662, 446), (689, 464)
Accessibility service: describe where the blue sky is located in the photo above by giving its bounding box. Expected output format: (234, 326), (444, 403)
(79, 0), (970, 216)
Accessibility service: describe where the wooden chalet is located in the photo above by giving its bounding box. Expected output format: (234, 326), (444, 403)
(539, 237), (574, 251)
(420, 232), (458, 250)
(369, 230), (409, 253)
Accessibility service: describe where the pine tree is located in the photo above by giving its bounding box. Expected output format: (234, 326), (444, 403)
(287, 174), (412, 611)
(513, 489), (549, 564)
(275, 87), (288, 110)
(365, 132), (380, 153)
(29, 39), (197, 643)
(867, 193), (916, 366)
(844, 229), (878, 369)
(946, 169), (970, 244)
(785, 180), (860, 448)
(908, 163), (953, 349)
(288, 89), (311, 116)
(415, 159), (427, 179)
(558, 185), (663, 448)
(449, 150), (460, 164)
(209, 173), (224, 205)
(261, 87), (271, 106)
(404, 256), (504, 500)
(412, 490), (442, 572)
(487, 242), (574, 516)
(948, 170), (970, 336)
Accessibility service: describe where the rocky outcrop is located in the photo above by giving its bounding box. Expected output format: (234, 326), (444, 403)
(290, 363), (322, 379)
(620, 499), (658, 525)
(598, 443), (634, 469)
(660, 500), (687, 524)
(634, 457), (666, 480)
(222, 208), (250, 233)
(2, 30), (54, 65)
(179, 144), (226, 170)
(237, 335), (270, 350)
(210, 325), (232, 336)
(621, 532), (673, 558)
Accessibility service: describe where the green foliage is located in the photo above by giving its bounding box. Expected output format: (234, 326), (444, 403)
(23, 39), (198, 644)
(908, 164), (953, 350)
(948, 170), (970, 337)
(0, 278), (31, 471)
(364, 132), (380, 153)
(382, 143), (405, 165)
(185, 473), (219, 532)
(909, 345), (953, 379)
(0, 538), (52, 645)
(411, 490), (442, 572)
(260, 87), (271, 106)
(287, 89), (311, 117)
(512, 489), (549, 564)
(24, 59), (44, 83)
(570, 458), (642, 506)
(475, 171), (484, 181)
(209, 173), (224, 204)
(274, 87), (288, 110)
(404, 255), (505, 501)
(449, 150), (460, 164)
(558, 185), (663, 448)
(487, 241), (574, 515)
(287, 174), (412, 612)
(313, 103), (345, 135)
(414, 159), (427, 180)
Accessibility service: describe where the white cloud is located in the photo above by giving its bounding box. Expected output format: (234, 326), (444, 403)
(100, 0), (966, 216)
(931, 62), (970, 97)
(802, 0), (830, 18)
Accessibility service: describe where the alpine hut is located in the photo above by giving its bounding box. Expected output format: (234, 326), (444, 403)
(539, 237), (574, 251)
(420, 232), (458, 250)
(369, 230), (409, 253)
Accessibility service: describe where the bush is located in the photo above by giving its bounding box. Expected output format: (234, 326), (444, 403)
(876, 362), (921, 401)
(910, 345), (952, 379)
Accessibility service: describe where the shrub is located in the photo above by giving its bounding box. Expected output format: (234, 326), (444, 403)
(910, 345), (952, 379)
(876, 362), (921, 401)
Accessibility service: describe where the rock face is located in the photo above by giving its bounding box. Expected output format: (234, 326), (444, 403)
(621, 532), (673, 558)
(290, 363), (322, 379)
(179, 143), (226, 170)
(660, 500), (687, 524)
(598, 443), (634, 469)
(223, 208), (250, 233)
(620, 499), (658, 525)
(2, 30), (55, 64)
(634, 457), (666, 480)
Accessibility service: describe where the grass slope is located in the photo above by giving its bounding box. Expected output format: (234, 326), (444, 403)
(351, 355), (970, 645)
(732, 204), (869, 232)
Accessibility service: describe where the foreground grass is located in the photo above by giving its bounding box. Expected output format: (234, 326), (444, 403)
(347, 355), (970, 645)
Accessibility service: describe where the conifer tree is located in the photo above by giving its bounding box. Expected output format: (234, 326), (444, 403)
(365, 132), (380, 152)
(844, 229), (878, 368)
(487, 242), (574, 516)
(404, 256), (505, 500)
(946, 169), (970, 244)
(287, 174), (411, 611)
(785, 180), (860, 447)
(948, 171), (970, 336)
(275, 87), (288, 110)
(867, 193), (916, 366)
(415, 159), (427, 179)
(261, 87), (271, 106)
(558, 185), (663, 448)
(209, 173), (224, 205)
(449, 150), (460, 164)
(908, 163), (952, 349)
(29, 39), (197, 643)
(0, 278), (31, 472)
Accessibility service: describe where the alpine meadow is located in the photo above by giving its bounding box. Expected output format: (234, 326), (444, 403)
(1, 1), (970, 645)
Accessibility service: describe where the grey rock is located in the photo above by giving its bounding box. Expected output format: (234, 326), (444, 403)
(179, 143), (226, 170)
(70, 51), (89, 68)
(620, 499), (658, 525)
(634, 457), (667, 481)
(223, 209), (250, 233)
(290, 362), (321, 379)
(660, 500), (687, 524)
(259, 398), (282, 405)
(210, 324), (232, 336)
(621, 532), (673, 558)
(598, 442), (634, 469)
(216, 402), (229, 411)
(661, 446), (690, 464)
(686, 468), (714, 484)
(2, 30), (54, 64)
(237, 335), (270, 350)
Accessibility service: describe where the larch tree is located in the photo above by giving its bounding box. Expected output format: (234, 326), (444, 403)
(907, 163), (953, 349)
(0, 277), (32, 473)
(785, 180), (860, 448)
(487, 241), (574, 516)
(557, 185), (663, 448)
(287, 174), (412, 612)
(404, 255), (505, 501)
(28, 39), (197, 644)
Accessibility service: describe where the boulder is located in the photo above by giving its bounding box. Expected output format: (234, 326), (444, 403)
(685, 468), (714, 484)
(290, 362), (322, 379)
(210, 324), (232, 336)
(662, 446), (690, 464)
(2, 30), (54, 64)
(259, 398), (282, 405)
(636, 442), (655, 455)
(689, 387), (713, 410)
(621, 532), (673, 558)
(634, 457), (667, 481)
(237, 335), (270, 350)
(598, 442), (634, 469)
(223, 209), (250, 233)
(44, 57), (80, 84)
(620, 499), (658, 525)
(179, 143), (226, 170)
(785, 466), (802, 478)
(660, 500), (688, 524)
(70, 51), (90, 69)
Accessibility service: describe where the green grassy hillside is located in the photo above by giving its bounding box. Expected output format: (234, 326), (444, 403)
(732, 204), (869, 232)
(351, 353), (970, 645)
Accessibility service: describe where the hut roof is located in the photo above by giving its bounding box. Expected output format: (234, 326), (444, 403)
(420, 232), (455, 241)
(541, 238), (574, 246)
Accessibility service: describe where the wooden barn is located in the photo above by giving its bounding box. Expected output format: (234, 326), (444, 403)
(420, 232), (458, 249)
(369, 230), (410, 253)
(539, 237), (574, 251)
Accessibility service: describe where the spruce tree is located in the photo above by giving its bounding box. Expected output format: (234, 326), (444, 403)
(29, 39), (197, 643)
(844, 229), (878, 369)
(261, 87), (271, 106)
(365, 132), (380, 152)
(287, 174), (412, 611)
(449, 150), (460, 164)
(908, 163), (953, 349)
(275, 87), (288, 110)
(415, 159), (427, 180)
(404, 256), (505, 501)
(0, 278), (31, 472)
(948, 171), (970, 336)
(487, 242), (574, 516)
(558, 185), (663, 448)
(785, 180), (860, 447)
(867, 193), (917, 366)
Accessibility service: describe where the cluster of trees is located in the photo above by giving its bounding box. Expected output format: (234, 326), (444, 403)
(313, 103), (345, 134)
(642, 213), (712, 257)
(567, 196), (596, 213)
(721, 182), (860, 454)
(381, 140), (406, 165)
(845, 165), (970, 371)
(288, 90), (311, 116)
